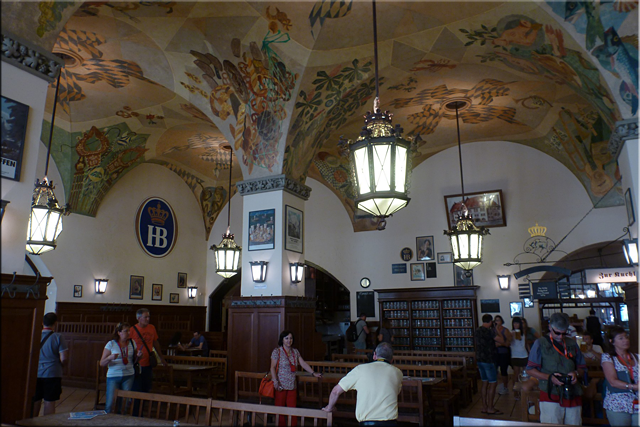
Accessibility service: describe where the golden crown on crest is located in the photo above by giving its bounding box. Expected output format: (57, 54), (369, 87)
(528, 222), (547, 237)
(148, 203), (169, 226)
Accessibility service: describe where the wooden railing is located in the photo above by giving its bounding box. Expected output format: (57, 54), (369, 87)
(57, 322), (117, 335)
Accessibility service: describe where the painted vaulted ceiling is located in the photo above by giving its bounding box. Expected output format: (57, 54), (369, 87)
(2, 1), (637, 236)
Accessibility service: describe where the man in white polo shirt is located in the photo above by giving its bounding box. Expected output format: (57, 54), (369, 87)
(322, 342), (403, 426)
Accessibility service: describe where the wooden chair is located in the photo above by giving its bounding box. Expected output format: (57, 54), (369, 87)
(152, 365), (191, 396)
(397, 379), (427, 427)
(93, 360), (107, 410)
(208, 350), (228, 359)
(114, 389), (212, 425)
(209, 398), (333, 427)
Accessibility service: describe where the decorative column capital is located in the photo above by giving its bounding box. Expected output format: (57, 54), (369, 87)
(609, 118), (639, 160)
(1, 31), (64, 82)
(236, 174), (312, 200)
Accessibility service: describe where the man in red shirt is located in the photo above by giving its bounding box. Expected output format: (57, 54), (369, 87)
(130, 308), (167, 396)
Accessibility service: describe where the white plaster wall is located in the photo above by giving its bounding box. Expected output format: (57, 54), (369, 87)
(305, 140), (628, 331)
(1, 62), (49, 274)
(39, 162), (208, 306)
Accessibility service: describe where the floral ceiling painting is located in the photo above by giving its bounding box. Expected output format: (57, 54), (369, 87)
(2, 0), (636, 234)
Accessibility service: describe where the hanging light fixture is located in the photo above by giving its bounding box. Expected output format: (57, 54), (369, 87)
(443, 101), (490, 273)
(342, 0), (413, 231)
(210, 146), (242, 277)
(26, 72), (68, 255)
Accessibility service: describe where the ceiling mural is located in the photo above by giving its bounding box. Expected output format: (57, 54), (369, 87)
(2, 1), (636, 235)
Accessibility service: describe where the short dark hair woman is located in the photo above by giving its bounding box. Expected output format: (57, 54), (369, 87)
(270, 330), (322, 426)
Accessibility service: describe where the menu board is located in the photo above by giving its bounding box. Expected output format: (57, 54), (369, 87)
(533, 282), (558, 300)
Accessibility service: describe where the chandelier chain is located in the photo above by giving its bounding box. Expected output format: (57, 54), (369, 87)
(455, 104), (465, 201)
(372, 0), (379, 100)
(44, 72), (61, 178)
(227, 148), (232, 229)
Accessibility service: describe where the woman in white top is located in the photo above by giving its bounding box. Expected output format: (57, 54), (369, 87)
(100, 322), (143, 413)
(510, 317), (528, 395)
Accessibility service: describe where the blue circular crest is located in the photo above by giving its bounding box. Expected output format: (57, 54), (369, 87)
(135, 197), (178, 258)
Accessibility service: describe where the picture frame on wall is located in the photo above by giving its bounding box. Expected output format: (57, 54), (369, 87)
(444, 189), (506, 228)
(284, 205), (303, 253)
(170, 293), (179, 304)
(425, 262), (437, 278)
(454, 265), (473, 286)
(129, 275), (144, 299)
(625, 188), (635, 226)
(248, 209), (275, 251)
(510, 301), (523, 318)
(152, 283), (163, 301)
(416, 236), (434, 261)
(437, 252), (452, 264)
(410, 263), (425, 281)
(1, 95), (30, 182)
(177, 272), (187, 288)
(73, 285), (82, 298)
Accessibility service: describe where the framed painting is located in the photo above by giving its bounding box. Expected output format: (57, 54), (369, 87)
(437, 252), (452, 264)
(454, 265), (473, 286)
(248, 209), (275, 251)
(425, 262), (437, 278)
(523, 297), (534, 308)
(510, 301), (523, 318)
(444, 189), (506, 228)
(73, 285), (82, 298)
(129, 275), (144, 300)
(625, 188), (635, 226)
(1, 96), (30, 181)
(410, 263), (425, 281)
(284, 205), (303, 253)
(177, 272), (187, 288)
(416, 236), (434, 261)
(170, 293), (179, 304)
(152, 283), (163, 301)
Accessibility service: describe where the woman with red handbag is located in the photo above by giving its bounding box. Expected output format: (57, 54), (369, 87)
(270, 330), (322, 426)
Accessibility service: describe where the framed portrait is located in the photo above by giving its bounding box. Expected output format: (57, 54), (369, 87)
(416, 236), (434, 261)
(170, 293), (179, 304)
(410, 263), (425, 281)
(248, 209), (275, 251)
(152, 283), (163, 301)
(129, 275), (144, 300)
(1, 96), (30, 182)
(454, 265), (473, 286)
(284, 205), (303, 253)
(625, 188), (635, 226)
(73, 285), (82, 298)
(510, 301), (523, 318)
(444, 189), (505, 228)
(437, 252), (452, 264)
(426, 262), (437, 278)
(177, 272), (187, 288)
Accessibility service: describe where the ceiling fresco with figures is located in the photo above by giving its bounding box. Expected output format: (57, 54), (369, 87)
(2, 1), (637, 235)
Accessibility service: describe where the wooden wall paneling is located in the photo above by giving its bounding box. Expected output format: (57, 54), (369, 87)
(1, 274), (50, 425)
(227, 310), (256, 398)
(257, 311), (283, 372)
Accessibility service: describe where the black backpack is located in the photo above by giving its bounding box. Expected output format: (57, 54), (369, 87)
(346, 320), (364, 342)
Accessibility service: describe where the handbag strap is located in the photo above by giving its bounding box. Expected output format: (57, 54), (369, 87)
(40, 331), (54, 349)
(132, 325), (153, 356)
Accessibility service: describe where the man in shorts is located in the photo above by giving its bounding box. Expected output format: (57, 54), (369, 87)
(33, 312), (69, 416)
(474, 314), (502, 415)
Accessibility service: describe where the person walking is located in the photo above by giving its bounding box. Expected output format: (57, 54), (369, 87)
(493, 315), (512, 395)
(130, 309), (167, 394)
(475, 314), (502, 415)
(584, 309), (604, 347)
(526, 313), (586, 425)
(99, 322), (143, 413)
(601, 326), (639, 427)
(270, 330), (322, 427)
(510, 317), (528, 398)
(32, 313), (69, 417)
(354, 313), (370, 350)
(322, 342), (403, 426)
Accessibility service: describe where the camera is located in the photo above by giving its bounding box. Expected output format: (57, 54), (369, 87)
(554, 374), (574, 402)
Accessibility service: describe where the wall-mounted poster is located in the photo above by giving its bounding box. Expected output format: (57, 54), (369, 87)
(152, 284), (163, 301)
(416, 236), (434, 261)
(444, 190), (505, 228)
(426, 262), (437, 278)
(73, 285), (82, 298)
(454, 265), (473, 286)
(285, 205), (303, 253)
(1, 96), (30, 181)
(248, 209), (275, 251)
(510, 301), (523, 317)
(481, 299), (500, 313)
(177, 272), (187, 288)
(130, 275), (144, 300)
(410, 263), (425, 281)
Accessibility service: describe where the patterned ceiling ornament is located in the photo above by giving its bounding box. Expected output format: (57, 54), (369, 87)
(308, 0), (353, 39)
(236, 174), (312, 200)
(507, 222), (567, 267)
(608, 118), (639, 159)
(1, 31), (63, 82)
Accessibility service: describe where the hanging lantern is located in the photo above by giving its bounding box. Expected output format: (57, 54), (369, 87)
(26, 178), (66, 254)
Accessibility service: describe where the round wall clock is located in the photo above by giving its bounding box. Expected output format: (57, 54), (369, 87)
(360, 277), (371, 288)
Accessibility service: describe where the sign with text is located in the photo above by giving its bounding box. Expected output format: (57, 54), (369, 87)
(533, 282), (558, 300)
(585, 267), (637, 283)
(136, 197), (177, 258)
(392, 264), (407, 274)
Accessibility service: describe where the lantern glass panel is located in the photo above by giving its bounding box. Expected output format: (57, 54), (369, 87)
(353, 147), (371, 195)
(395, 146), (407, 190)
(373, 144), (391, 192)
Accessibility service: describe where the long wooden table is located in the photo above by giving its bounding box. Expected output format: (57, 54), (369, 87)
(16, 413), (198, 426)
(169, 363), (214, 394)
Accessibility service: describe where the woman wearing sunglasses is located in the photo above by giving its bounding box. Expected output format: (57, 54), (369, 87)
(601, 326), (639, 426)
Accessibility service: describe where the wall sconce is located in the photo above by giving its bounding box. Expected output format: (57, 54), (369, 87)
(95, 279), (108, 294)
(250, 261), (268, 283)
(498, 275), (510, 290)
(290, 262), (304, 284)
(623, 238), (638, 265)
(188, 286), (197, 299)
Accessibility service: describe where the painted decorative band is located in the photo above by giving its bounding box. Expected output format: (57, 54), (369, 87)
(1, 31), (64, 82)
(609, 118), (639, 160)
(236, 174), (312, 200)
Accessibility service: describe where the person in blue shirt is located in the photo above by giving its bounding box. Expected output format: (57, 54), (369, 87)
(185, 331), (209, 357)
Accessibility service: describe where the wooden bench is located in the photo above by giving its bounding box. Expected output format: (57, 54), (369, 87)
(114, 389), (211, 425)
(404, 351), (478, 394)
(235, 371), (274, 405)
(209, 398), (333, 426)
(165, 355), (227, 398)
(208, 349), (228, 359)
(307, 361), (359, 374)
(331, 353), (368, 363)
(93, 360), (107, 410)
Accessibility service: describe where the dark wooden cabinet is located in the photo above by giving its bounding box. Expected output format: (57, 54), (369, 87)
(1, 273), (51, 425)
(376, 286), (479, 353)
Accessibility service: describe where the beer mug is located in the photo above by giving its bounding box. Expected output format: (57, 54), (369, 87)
(514, 329), (521, 340)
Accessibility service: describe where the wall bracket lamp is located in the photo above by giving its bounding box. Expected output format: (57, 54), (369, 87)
(290, 262), (304, 284)
(95, 279), (108, 294)
(623, 238), (638, 265)
(188, 286), (198, 299)
(498, 275), (510, 290)
(250, 261), (268, 283)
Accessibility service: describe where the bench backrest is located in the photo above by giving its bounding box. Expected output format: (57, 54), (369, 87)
(307, 361), (360, 374)
(234, 371), (274, 405)
(114, 389), (211, 425)
(165, 355), (227, 380)
(331, 354), (369, 363)
(209, 398), (332, 426)
(208, 350), (228, 359)
(394, 364), (453, 393)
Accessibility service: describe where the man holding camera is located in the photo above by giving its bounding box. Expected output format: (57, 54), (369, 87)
(526, 313), (586, 425)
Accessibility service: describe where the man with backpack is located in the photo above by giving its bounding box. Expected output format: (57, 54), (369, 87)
(32, 312), (68, 417)
(354, 313), (370, 350)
